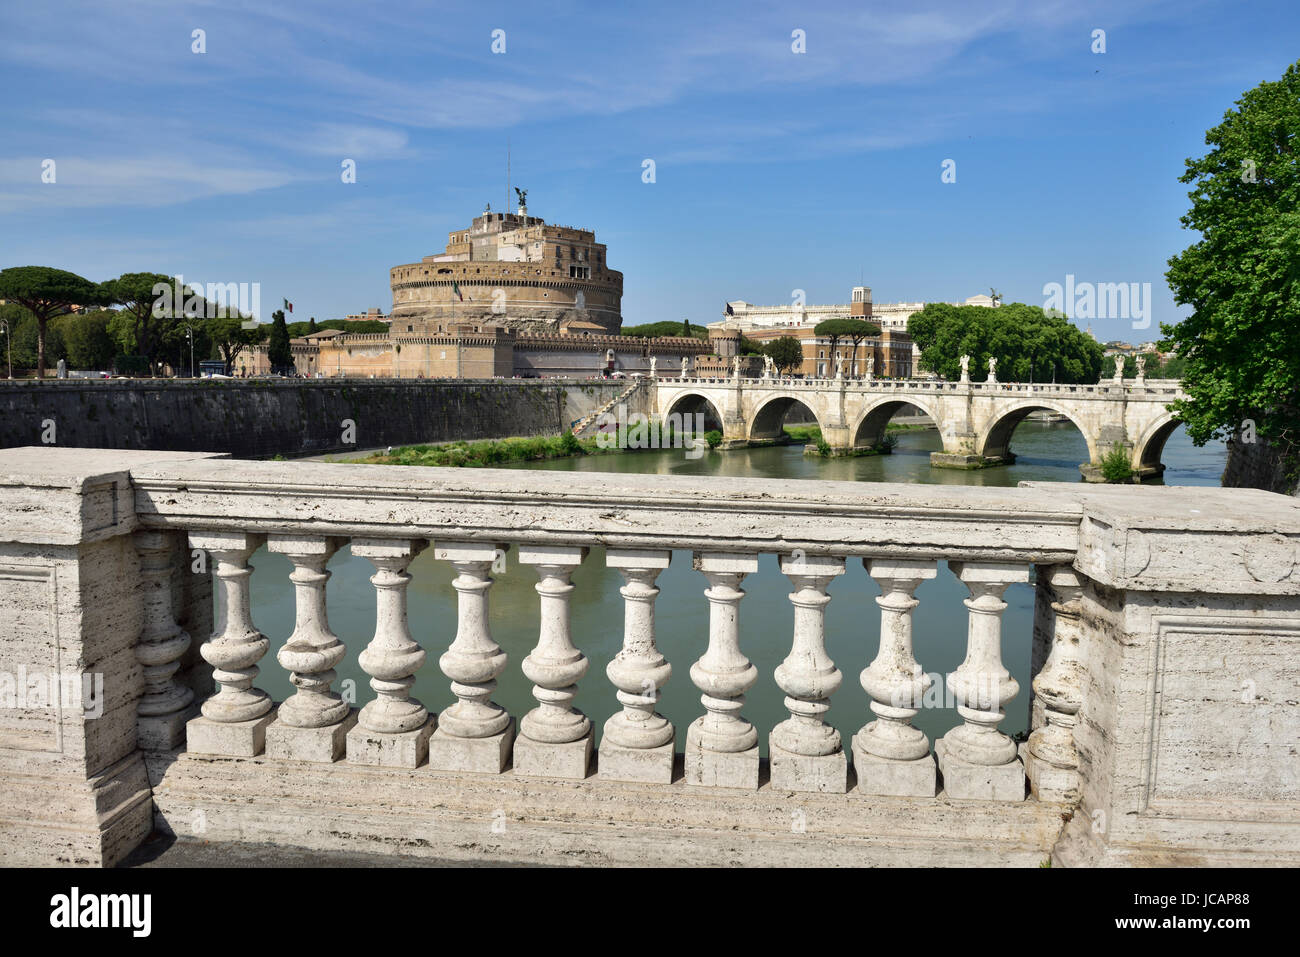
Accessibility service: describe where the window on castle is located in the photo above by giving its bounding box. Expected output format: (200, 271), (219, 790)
(569, 265), (590, 279)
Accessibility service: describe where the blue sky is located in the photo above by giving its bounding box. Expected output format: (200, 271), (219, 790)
(1, 0), (1297, 340)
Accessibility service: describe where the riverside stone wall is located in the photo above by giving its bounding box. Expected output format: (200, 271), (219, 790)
(0, 378), (627, 458)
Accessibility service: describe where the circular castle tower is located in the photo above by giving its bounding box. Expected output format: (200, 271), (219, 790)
(389, 200), (624, 334)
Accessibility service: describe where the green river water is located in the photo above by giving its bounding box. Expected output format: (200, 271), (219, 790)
(240, 422), (1225, 754)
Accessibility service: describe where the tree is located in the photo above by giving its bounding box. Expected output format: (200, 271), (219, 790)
(621, 321), (707, 340)
(267, 309), (294, 374)
(907, 301), (1103, 383)
(308, 316), (318, 334)
(845, 319), (881, 375)
(1164, 59), (1300, 482)
(814, 318), (879, 374)
(0, 267), (104, 377)
(100, 273), (199, 376)
(207, 314), (261, 374)
(763, 335), (804, 374)
(55, 310), (117, 371)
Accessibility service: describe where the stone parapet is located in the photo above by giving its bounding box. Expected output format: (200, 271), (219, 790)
(1, 447), (1297, 866)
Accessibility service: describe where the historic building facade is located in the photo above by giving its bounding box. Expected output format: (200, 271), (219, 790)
(238, 202), (715, 378)
(745, 325), (914, 378)
(389, 201), (624, 334)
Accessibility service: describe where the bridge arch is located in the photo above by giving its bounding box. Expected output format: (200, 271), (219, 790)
(977, 400), (1098, 465)
(850, 395), (941, 449)
(748, 392), (825, 442)
(661, 390), (725, 434)
(1132, 411), (1183, 475)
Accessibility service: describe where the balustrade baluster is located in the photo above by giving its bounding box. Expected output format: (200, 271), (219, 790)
(1024, 566), (1084, 803)
(427, 542), (514, 773)
(134, 530), (195, 749)
(685, 552), (759, 789)
(186, 531), (273, 756)
(854, 559), (938, 796)
(771, 554), (847, 792)
(347, 538), (432, 767)
(266, 535), (354, 762)
(936, 561), (1029, 800)
(600, 549), (674, 783)
(515, 546), (592, 778)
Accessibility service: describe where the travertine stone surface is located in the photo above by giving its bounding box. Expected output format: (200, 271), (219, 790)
(268, 535), (348, 730)
(268, 709), (358, 764)
(1024, 566), (1084, 803)
(0, 449), (225, 865)
(134, 529), (195, 750)
(855, 558), (938, 797)
(188, 531), (272, 730)
(601, 549), (674, 784)
(939, 562), (1028, 801)
(770, 554), (846, 793)
(428, 542), (513, 773)
(4, 448), (1300, 867)
(350, 538), (429, 735)
(686, 553), (760, 790)
(187, 711), (277, 758)
(346, 718), (434, 769)
(515, 545), (592, 779)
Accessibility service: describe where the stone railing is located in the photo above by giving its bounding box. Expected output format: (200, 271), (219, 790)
(666, 375), (1183, 397)
(1, 446), (1296, 867)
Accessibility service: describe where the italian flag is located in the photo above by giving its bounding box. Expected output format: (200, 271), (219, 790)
(282, 298), (293, 313)
(452, 281), (464, 302)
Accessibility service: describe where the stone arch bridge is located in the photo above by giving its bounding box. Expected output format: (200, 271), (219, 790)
(652, 375), (1187, 480)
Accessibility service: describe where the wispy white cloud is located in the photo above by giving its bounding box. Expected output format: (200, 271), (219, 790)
(0, 156), (297, 212)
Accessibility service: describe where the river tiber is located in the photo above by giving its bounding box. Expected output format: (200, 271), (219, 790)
(0, 4), (1296, 883)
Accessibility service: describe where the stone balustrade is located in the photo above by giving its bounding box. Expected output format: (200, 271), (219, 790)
(1, 446), (1297, 867)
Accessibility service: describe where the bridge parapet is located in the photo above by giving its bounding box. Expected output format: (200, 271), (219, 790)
(0, 446), (1295, 866)
(651, 377), (1187, 478)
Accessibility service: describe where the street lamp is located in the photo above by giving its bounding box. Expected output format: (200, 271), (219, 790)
(185, 324), (195, 378)
(0, 319), (11, 379)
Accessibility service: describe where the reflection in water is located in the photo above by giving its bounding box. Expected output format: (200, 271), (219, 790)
(243, 422), (1225, 757)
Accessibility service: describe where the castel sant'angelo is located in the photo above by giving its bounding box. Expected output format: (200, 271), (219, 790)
(248, 194), (710, 379)
(391, 195), (624, 334)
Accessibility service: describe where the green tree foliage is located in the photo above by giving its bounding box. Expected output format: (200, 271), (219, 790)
(841, 318), (884, 374)
(100, 272), (199, 376)
(812, 318), (880, 373)
(813, 317), (850, 362)
(267, 309), (294, 373)
(1120, 351), (1186, 379)
(0, 266), (104, 377)
(763, 335), (804, 373)
(621, 321), (708, 340)
(906, 302), (1104, 383)
(1100, 443), (1136, 483)
(207, 314), (262, 374)
(1163, 60), (1300, 473)
(2, 305), (65, 372)
(54, 310), (117, 371)
(738, 334), (765, 356)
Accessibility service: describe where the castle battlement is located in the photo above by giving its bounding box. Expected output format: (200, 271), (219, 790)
(391, 202), (623, 334)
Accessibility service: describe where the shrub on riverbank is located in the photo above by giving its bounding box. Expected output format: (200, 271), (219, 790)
(361, 432), (607, 468)
(1099, 443), (1136, 483)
